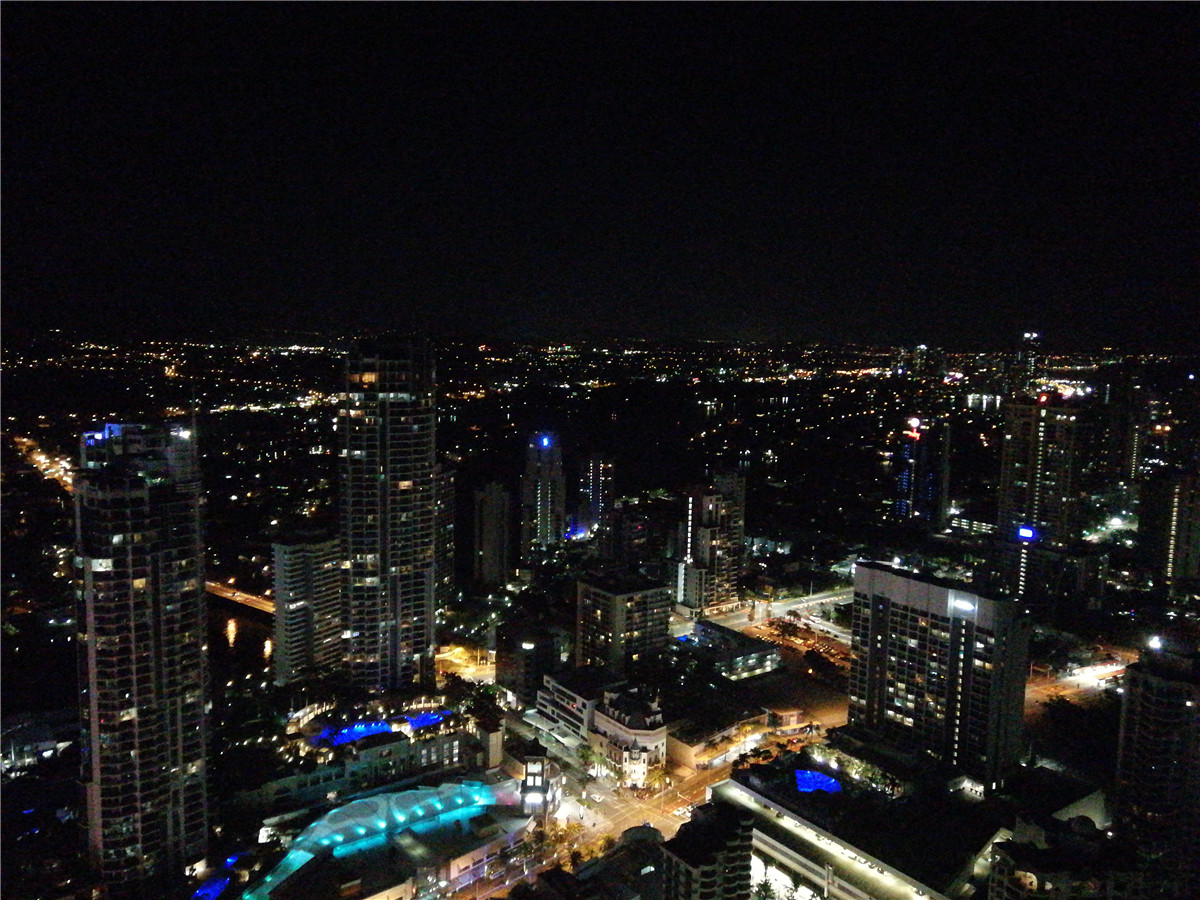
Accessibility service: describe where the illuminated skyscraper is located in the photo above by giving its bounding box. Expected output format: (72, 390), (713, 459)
(676, 474), (744, 618)
(520, 433), (565, 560)
(75, 422), (208, 892)
(272, 531), (342, 686)
(993, 392), (1107, 612)
(340, 342), (438, 690)
(1140, 469), (1200, 597)
(578, 454), (614, 539)
(892, 415), (950, 529)
(848, 562), (1028, 790)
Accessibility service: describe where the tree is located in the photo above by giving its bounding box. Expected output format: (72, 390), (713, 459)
(752, 882), (778, 900)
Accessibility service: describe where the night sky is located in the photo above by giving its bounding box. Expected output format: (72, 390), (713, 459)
(3, 4), (1195, 348)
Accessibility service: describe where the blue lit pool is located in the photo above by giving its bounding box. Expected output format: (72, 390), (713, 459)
(315, 720), (392, 746)
(794, 770), (841, 793)
(403, 710), (448, 730)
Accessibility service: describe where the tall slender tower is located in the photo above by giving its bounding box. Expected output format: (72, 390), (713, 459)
(272, 530), (342, 686)
(676, 474), (744, 618)
(340, 342), (438, 691)
(473, 482), (511, 588)
(75, 422), (208, 892)
(520, 433), (565, 560)
(578, 454), (614, 539)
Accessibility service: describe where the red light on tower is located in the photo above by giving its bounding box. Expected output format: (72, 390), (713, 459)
(1038, 394), (1048, 404)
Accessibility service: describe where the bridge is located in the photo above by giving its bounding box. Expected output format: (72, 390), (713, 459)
(205, 582), (275, 615)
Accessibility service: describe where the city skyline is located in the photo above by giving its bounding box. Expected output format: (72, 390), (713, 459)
(3, 5), (1194, 349)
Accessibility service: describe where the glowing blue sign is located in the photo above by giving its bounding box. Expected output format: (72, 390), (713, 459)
(794, 770), (842, 793)
(541, 435), (551, 448)
(1018, 526), (1036, 541)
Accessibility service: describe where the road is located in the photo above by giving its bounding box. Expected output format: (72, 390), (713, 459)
(205, 582), (275, 614)
(671, 587), (853, 637)
(10, 435), (75, 493)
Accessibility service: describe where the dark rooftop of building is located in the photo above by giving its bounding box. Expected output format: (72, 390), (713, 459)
(547, 666), (627, 700)
(662, 800), (752, 870)
(734, 751), (1011, 893)
(578, 568), (669, 597)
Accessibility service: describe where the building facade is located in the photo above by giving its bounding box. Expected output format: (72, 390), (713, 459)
(1115, 648), (1200, 891)
(272, 531), (342, 686)
(588, 686), (667, 789)
(75, 422), (208, 891)
(1140, 469), (1200, 595)
(520, 433), (566, 560)
(578, 454), (614, 539)
(848, 562), (1029, 790)
(576, 569), (671, 673)
(676, 476), (745, 618)
(892, 415), (950, 529)
(661, 800), (753, 900)
(473, 481), (511, 588)
(340, 342), (439, 691)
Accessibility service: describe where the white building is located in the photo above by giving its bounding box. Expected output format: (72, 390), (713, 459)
(589, 686), (667, 789)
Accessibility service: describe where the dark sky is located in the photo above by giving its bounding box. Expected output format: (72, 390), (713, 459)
(3, 4), (1195, 348)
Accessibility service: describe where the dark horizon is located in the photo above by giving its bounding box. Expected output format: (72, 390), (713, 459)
(3, 5), (1195, 350)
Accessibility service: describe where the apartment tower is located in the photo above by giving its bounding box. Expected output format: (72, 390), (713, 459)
(848, 562), (1029, 790)
(75, 422), (208, 892)
(340, 341), (438, 691)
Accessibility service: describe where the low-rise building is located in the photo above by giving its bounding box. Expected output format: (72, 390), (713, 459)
(243, 778), (530, 900)
(589, 685), (667, 788)
(685, 619), (781, 680)
(532, 667), (626, 745)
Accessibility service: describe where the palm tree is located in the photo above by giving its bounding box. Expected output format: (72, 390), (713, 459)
(646, 764), (670, 810)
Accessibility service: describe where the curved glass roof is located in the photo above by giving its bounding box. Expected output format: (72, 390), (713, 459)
(244, 780), (496, 900)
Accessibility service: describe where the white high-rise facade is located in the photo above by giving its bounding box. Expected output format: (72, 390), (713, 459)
(75, 422), (208, 892)
(340, 342), (438, 691)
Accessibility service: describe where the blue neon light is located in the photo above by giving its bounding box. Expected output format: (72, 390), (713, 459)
(1018, 526), (1036, 541)
(191, 875), (230, 900)
(224, 853), (242, 868)
(795, 770), (842, 793)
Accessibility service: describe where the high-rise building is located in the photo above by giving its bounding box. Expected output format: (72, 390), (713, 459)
(576, 569), (671, 673)
(494, 621), (568, 709)
(676, 475), (744, 618)
(434, 466), (456, 610)
(997, 393), (1095, 548)
(272, 531), (342, 686)
(578, 454), (614, 539)
(75, 422), (208, 891)
(520, 433), (565, 560)
(660, 800), (753, 900)
(892, 415), (950, 529)
(848, 562), (1029, 790)
(473, 482), (511, 588)
(993, 392), (1105, 612)
(1115, 647), (1200, 891)
(1140, 469), (1200, 596)
(340, 342), (438, 691)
